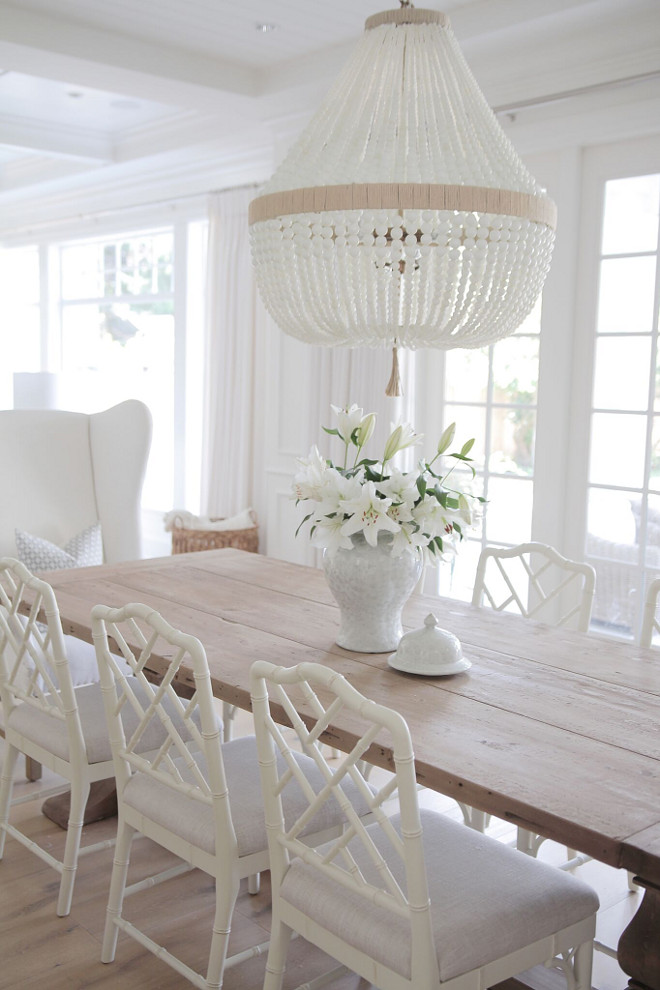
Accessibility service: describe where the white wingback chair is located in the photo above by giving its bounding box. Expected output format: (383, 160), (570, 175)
(0, 400), (152, 564)
(0, 400), (151, 714)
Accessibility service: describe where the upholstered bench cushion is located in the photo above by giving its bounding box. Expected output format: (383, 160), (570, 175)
(280, 808), (599, 982)
(123, 735), (373, 857)
(7, 680), (205, 765)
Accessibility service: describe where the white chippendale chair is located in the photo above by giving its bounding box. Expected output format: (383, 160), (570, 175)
(92, 602), (374, 990)
(0, 559), (209, 917)
(0, 559), (117, 916)
(250, 660), (599, 990)
(640, 576), (660, 647)
(471, 542), (596, 632)
(0, 400), (152, 781)
(466, 541), (596, 866)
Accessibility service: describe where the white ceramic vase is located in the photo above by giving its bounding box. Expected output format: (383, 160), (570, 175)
(322, 533), (423, 653)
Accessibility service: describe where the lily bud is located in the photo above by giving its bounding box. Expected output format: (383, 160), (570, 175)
(437, 422), (456, 455)
(356, 412), (376, 448)
(383, 425), (403, 462)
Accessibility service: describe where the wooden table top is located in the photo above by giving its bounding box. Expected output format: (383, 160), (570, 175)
(44, 547), (660, 885)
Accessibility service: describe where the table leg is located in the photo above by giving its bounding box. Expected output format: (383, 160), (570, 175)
(618, 878), (660, 990)
(42, 779), (117, 829)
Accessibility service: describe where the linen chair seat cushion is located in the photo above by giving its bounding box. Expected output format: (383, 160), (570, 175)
(123, 735), (373, 858)
(7, 681), (207, 766)
(2, 610), (99, 697)
(280, 808), (600, 982)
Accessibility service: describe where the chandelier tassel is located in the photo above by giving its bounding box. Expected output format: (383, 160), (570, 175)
(385, 346), (402, 397)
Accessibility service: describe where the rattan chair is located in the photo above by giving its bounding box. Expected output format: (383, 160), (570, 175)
(250, 660), (598, 990)
(92, 602), (373, 989)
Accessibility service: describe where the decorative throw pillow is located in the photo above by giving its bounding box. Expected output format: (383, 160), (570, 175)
(15, 522), (104, 572)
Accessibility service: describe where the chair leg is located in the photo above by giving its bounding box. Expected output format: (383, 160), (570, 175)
(263, 915), (293, 990)
(56, 778), (90, 916)
(25, 756), (42, 782)
(572, 939), (594, 990)
(248, 873), (260, 895)
(102, 817), (136, 963)
(516, 827), (537, 855)
(205, 875), (240, 989)
(0, 744), (19, 859)
(222, 702), (236, 743)
(459, 804), (489, 832)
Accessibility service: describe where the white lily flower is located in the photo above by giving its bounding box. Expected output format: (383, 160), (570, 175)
(377, 469), (418, 510)
(331, 404), (365, 444)
(389, 524), (428, 558)
(311, 517), (355, 556)
(340, 481), (400, 547)
(292, 445), (328, 502)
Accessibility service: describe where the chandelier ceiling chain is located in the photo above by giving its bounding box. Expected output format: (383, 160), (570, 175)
(249, 7), (556, 395)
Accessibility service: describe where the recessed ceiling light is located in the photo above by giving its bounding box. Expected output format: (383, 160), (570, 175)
(67, 91), (84, 99)
(256, 22), (277, 32)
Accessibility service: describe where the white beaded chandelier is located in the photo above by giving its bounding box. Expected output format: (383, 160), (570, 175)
(249, 4), (556, 394)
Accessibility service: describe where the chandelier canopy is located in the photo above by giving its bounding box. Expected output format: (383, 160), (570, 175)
(249, 6), (556, 393)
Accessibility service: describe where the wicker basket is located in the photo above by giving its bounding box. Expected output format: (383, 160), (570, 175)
(171, 511), (259, 555)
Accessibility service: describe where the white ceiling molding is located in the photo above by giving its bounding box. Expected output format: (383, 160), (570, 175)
(0, 5), (259, 107)
(0, 112), (112, 162)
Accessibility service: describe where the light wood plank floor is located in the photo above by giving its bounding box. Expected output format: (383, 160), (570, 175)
(0, 709), (638, 990)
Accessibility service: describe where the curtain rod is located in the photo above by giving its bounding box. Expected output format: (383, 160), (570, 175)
(493, 70), (660, 117)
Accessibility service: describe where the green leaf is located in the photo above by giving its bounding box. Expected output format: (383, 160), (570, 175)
(416, 476), (427, 498)
(322, 426), (340, 437)
(294, 512), (314, 538)
(460, 438), (475, 457)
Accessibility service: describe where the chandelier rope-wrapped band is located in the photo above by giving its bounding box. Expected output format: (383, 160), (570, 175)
(249, 184), (557, 229)
(249, 6), (557, 383)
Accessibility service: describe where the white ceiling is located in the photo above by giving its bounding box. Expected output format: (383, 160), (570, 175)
(0, 0), (659, 233)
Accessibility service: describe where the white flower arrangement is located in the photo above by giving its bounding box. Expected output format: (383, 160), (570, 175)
(293, 404), (483, 563)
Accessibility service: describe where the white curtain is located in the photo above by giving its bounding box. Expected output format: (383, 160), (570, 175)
(201, 187), (261, 518)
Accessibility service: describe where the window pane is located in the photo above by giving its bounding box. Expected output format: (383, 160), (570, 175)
(489, 407), (536, 476)
(650, 417), (660, 492)
(585, 491), (639, 632)
(61, 243), (104, 299)
(437, 538), (482, 602)
(589, 412), (647, 488)
(587, 488), (636, 543)
(593, 336), (651, 411)
(601, 174), (660, 256)
(596, 257), (657, 334)
(0, 247), (41, 404)
(645, 494), (660, 567)
(444, 404), (486, 471)
(484, 477), (533, 544)
(445, 348), (488, 403)
(60, 301), (174, 510)
(492, 335), (539, 405)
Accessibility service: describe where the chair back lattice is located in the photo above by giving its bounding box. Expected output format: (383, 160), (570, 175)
(640, 577), (660, 648)
(91, 603), (234, 843)
(0, 556), (80, 729)
(471, 542), (596, 632)
(250, 660), (440, 985)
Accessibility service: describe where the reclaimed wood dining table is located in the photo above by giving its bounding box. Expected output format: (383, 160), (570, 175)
(40, 547), (660, 990)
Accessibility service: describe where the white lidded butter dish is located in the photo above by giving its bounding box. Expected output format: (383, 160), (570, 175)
(388, 613), (472, 677)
